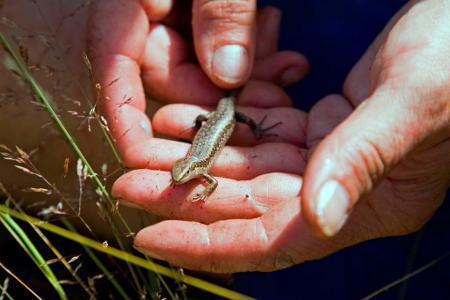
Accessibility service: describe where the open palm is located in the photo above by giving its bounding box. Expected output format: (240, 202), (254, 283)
(113, 0), (449, 272)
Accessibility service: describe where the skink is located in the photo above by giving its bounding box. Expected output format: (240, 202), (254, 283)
(170, 91), (281, 201)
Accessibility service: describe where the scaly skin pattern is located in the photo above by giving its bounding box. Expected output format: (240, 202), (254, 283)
(171, 95), (236, 201)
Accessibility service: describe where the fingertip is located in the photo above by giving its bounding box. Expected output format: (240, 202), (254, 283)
(315, 180), (351, 236)
(280, 66), (309, 87)
(253, 51), (310, 86)
(301, 177), (351, 237)
(141, 0), (173, 21)
(134, 225), (167, 260)
(111, 169), (154, 203)
(152, 103), (205, 136)
(111, 172), (126, 199)
(134, 221), (210, 262)
(193, 0), (257, 88)
(211, 44), (251, 88)
(134, 225), (159, 251)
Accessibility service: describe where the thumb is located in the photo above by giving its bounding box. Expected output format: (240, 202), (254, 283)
(301, 87), (449, 237)
(192, 0), (256, 88)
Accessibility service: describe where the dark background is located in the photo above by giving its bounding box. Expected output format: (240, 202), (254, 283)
(233, 1), (450, 299)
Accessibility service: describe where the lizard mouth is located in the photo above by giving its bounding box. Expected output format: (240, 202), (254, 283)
(169, 178), (176, 187)
(169, 176), (184, 186)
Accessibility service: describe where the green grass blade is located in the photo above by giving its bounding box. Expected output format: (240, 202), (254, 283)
(95, 203), (145, 294)
(30, 228), (95, 299)
(28, 221), (95, 298)
(82, 53), (124, 168)
(0, 205), (254, 300)
(97, 202), (168, 298)
(62, 219), (130, 300)
(0, 31), (146, 293)
(0, 214), (67, 299)
(2, 196), (95, 299)
(0, 32), (131, 233)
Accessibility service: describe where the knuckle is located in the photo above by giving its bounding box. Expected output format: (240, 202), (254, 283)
(334, 135), (387, 200)
(197, 0), (256, 27)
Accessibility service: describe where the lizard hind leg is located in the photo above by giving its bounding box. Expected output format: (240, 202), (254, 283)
(194, 113), (210, 130)
(177, 113), (211, 137)
(235, 112), (283, 139)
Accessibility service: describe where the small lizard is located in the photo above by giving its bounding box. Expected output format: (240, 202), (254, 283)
(170, 91), (282, 202)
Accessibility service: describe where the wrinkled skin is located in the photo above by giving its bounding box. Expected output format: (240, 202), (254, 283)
(0, 0), (448, 274)
(111, 0), (450, 272)
(87, 0), (309, 162)
(0, 1), (308, 235)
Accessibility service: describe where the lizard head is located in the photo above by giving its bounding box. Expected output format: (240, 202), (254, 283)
(171, 157), (200, 185)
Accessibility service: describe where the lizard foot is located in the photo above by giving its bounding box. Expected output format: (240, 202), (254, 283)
(192, 192), (208, 202)
(254, 115), (283, 139)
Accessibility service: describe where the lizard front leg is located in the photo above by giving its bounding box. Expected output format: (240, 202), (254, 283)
(192, 173), (218, 202)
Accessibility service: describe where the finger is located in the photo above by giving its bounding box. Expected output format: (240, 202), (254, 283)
(238, 81), (293, 107)
(253, 51), (310, 87)
(123, 138), (307, 178)
(88, 0), (148, 62)
(306, 95), (353, 150)
(134, 172), (434, 272)
(160, 1), (193, 38)
(192, 0), (257, 88)
(133, 197), (359, 272)
(302, 86), (450, 237)
(113, 169), (302, 223)
(140, 0), (173, 21)
(142, 24), (223, 105)
(255, 7), (310, 87)
(105, 103), (153, 159)
(255, 6), (281, 58)
(133, 203), (300, 272)
(88, 0), (152, 155)
(343, 0), (421, 105)
(152, 104), (307, 147)
(304, 2), (450, 237)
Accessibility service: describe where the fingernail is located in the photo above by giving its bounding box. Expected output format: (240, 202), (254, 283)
(280, 67), (308, 87)
(121, 200), (142, 209)
(316, 180), (350, 236)
(212, 45), (248, 84)
(134, 245), (164, 260)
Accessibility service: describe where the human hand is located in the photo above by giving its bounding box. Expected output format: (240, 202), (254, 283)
(88, 0), (309, 160)
(301, 0), (450, 237)
(112, 0), (449, 273)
